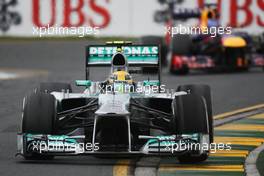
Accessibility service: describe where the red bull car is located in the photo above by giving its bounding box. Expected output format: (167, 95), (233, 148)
(141, 0), (264, 74)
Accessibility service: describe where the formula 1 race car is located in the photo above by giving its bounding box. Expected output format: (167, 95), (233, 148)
(17, 41), (213, 163)
(141, 0), (264, 74)
(169, 32), (251, 74)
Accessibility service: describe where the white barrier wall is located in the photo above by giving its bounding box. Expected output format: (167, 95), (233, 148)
(0, 0), (263, 37)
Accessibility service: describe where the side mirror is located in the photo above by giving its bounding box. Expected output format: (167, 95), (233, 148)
(75, 80), (92, 87)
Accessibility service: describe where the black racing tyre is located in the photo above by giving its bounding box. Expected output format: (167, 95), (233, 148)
(172, 34), (192, 55)
(177, 84), (213, 143)
(173, 93), (209, 134)
(38, 82), (72, 93)
(172, 93), (210, 163)
(22, 92), (56, 160)
(140, 36), (168, 65)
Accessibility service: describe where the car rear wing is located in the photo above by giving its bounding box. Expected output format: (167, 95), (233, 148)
(85, 43), (161, 82)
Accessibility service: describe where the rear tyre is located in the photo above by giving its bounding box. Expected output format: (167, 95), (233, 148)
(22, 92), (56, 160)
(170, 35), (192, 75)
(38, 82), (72, 93)
(172, 34), (192, 55)
(140, 36), (168, 65)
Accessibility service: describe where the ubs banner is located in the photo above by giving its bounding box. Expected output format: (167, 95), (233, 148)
(0, 0), (263, 37)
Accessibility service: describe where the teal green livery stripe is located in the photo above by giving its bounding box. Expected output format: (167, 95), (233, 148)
(89, 57), (158, 62)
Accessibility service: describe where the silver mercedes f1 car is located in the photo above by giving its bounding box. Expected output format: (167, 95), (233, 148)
(17, 41), (213, 163)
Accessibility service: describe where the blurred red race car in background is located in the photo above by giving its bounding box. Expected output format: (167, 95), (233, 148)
(141, 0), (264, 74)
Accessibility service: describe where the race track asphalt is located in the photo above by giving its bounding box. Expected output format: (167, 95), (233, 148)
(0, 40), (263, 176)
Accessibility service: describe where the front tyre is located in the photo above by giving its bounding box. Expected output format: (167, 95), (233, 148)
(177, 84), (213, 143)
(22, 92), (56, 160)
(172, 91), (211, 163)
